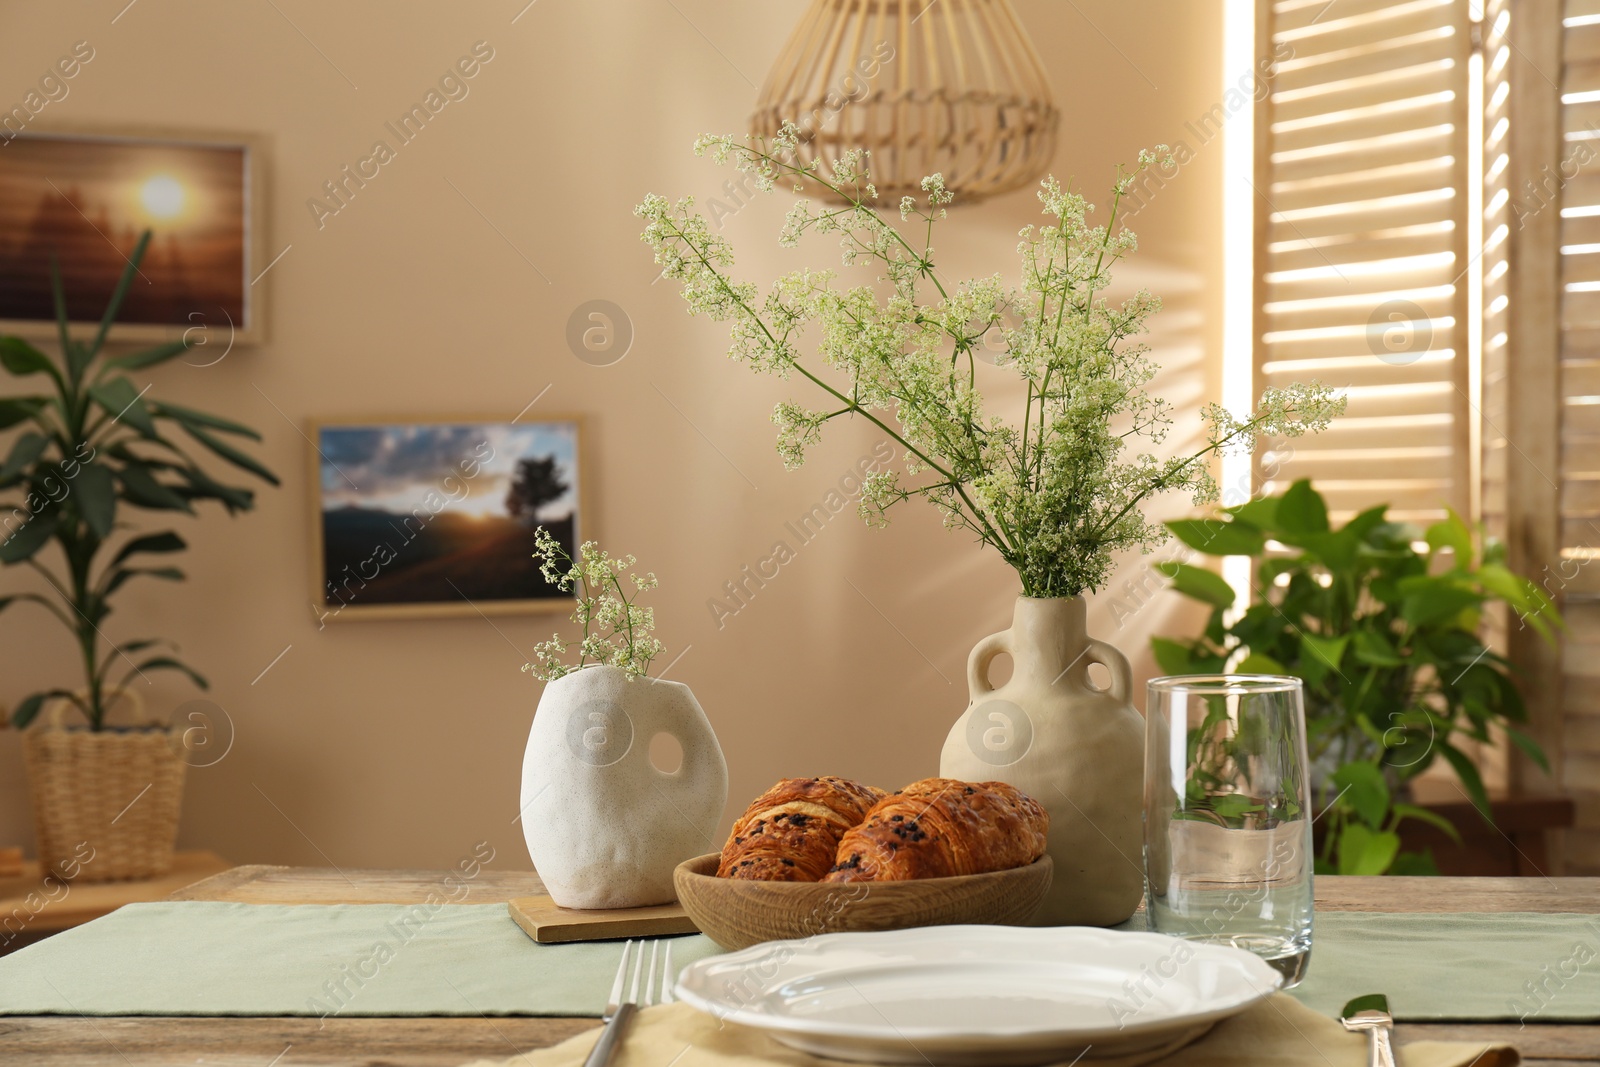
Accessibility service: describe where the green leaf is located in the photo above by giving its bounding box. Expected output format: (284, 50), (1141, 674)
(172, 464), (255, 513)
(1399, 577), (1483, 628)
(1166, 518), (1266, 558)
(1391, 802), (1462, 843)
(0, 510), (58, 563)
(1209, 794), (1265, 820)
(1299, 633), (1349, 685)
(1330, 761), (1390, 827)
(1388, 850), (1440, 876)
(1351, 629), (1405, 667)
(1226, 495), (1281, 531)
(1437, 742), (1493, 822)
(0, 432), (49, 482)
(125, 655), (208, 690)
(75, 462), (116, 539)
(1236, 652), (1289, 675)
(1505, 725), (1551, 774)
(151, 400), (261, 440)
(1337, 823), (1401, 875)
(88, 377), (156, 437)
(1158, 561), (1237, 609)
(1425, 509), (1474, 567)
(1276, 479), (1330, 537)
(0, 397), (45, 429)
(105, 339), (190, 374)
(111, 530), (187, 567)
(1151, 637), (1196, 675)
(102, 565), (185, 597)
(179, 423), (279, 486)
(10, 692), (54, 729)
(118, 466), (193, 512)
(0, 337), (59, 379)
(92, 230), (152, 355)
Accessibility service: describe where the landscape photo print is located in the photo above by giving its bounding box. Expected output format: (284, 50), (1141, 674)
(311, 418), (582, 621)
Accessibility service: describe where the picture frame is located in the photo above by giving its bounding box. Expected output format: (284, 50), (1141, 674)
(307, 416), (586, 623)
(0, 123), (270, 345)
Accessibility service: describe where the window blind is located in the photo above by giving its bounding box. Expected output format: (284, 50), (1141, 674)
(1559, 0), (1600, 871)
(1256, 0), (1475, 525)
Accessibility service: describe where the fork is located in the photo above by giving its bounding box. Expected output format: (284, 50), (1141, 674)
(582, 939), (676, 1067)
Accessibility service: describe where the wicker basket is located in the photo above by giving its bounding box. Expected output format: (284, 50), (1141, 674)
(22, 689), (186, 882)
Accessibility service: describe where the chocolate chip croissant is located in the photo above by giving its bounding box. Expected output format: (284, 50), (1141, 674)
(823, 777), (1049, 882)
(718, 776), (886, 881)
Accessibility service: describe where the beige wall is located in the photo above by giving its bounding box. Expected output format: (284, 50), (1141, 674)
(0, 0), (1225, 870)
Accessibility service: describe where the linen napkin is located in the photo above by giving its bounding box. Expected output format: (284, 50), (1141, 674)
(461, 995), (1517, 1067)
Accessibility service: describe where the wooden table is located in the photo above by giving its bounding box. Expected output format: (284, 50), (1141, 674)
(0, 867), (1595, 1066)
(0, 851), (232, 956)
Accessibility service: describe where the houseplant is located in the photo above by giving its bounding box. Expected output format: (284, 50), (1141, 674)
(0, 232), (278, 879)
(637, 129), (1345, 923)
(519, 529), (727, 908)
(1152, 479), (1560, 876)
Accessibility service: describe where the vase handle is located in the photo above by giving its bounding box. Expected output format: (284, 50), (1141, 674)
(1085, 639), (1132, 705)
(967, 630), (1013, 700)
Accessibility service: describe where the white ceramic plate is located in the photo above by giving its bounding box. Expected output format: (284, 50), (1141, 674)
(674, 925), (1283, 1066)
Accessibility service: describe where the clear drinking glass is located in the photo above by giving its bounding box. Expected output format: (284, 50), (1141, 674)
(1144, 675), (1314, 986)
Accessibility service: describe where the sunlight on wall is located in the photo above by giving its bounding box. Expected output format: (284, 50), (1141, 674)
(1222, 0), (1256, 611)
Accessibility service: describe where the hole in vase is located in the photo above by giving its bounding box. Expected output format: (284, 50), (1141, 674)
(986, 652), (1013, 687)
(649, 732), (684, 774)
(1086, 661), (1112, 692)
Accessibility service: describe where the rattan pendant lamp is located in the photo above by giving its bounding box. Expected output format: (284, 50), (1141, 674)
(751, 0), (1060, 204)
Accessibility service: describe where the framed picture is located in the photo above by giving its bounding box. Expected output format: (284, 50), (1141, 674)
(309, 417), (585, 622)
(0, 125), (268, 344)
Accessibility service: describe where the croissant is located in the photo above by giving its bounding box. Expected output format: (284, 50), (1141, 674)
(718, 776), (886, 881)
(823, 777), (1049, 882)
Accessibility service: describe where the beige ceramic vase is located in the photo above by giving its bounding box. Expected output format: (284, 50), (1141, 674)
(939, 596), (1144, 926)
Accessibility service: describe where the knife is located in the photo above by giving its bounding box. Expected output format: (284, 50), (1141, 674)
(1341, 994), (1396, 1067)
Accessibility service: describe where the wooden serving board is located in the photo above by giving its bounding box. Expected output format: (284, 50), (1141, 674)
(507, 894), (699, 944)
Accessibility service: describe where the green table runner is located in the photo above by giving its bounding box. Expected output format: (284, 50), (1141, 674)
(0, 903), (1594, 1022)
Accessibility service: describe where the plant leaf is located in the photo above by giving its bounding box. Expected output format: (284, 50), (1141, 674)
(179, 423), (280, 485)
(102, 565), (185, 597)
(151, 400), (261, 440)
(1330, 761), (1390, 828)
(125, 655), (208, 691)
(111, 530), (187, 566)
(1275, 479), (1330, 537)
(1226, 494), (1281, 531)
(88, 378), (157, 437)
(1337, 823), (1401, 875)
(1299, 633), (1350, 685)
(1437, 742), (1494, 823)
(1505, 725), (1551, 774)
(0, 432), (49, 482)
(75, 462), (117, 539)
(117, 465), (193, 512)
(1391, 802), (1463, 843)
(104, 339), (190, 373)
(1157, 561), (1237, 609)
(1399, 576), (1483, 628)
(1236, 652), (1290, 675)
(1425, 509), (1474, 567)
(0, 337), (59, 380)
(1166, 518), (1266, 557)
(0, 397), (46, 429)
(0, 509), (58, 563)
(92, 230), (152, 354)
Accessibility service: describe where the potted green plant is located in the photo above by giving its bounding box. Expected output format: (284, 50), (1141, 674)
(1, 232), (277, 880)
(1152, 479), (1560, 875)
(636, 129), (1346, 924)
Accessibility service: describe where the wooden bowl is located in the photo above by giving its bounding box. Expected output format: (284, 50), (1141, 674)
(673, 853), (1053, 950)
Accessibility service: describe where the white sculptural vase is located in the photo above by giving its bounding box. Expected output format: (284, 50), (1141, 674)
(520, 665), (728, 909)
(939, 596), (1144, 927)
